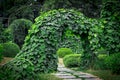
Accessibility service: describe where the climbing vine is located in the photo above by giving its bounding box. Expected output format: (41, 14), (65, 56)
(60, 29), (83, 53)
(100, 1), (120, 54)
(0, 9), (103, 79)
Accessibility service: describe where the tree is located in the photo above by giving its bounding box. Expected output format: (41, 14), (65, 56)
(42, 0), (102, 18)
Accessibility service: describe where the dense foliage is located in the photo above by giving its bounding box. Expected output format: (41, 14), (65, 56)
(0, 23), (5, 43)
(1, 42), (20, 57)
(0, 0), (42, 29)
(9, 19), (33, 48)
(60, 30), (83, 53)
(100, 1), (120, 54)
(0, 23), (11, 43)
(0, 45), (3, 62)
(57, 48), (73, 58)
(93, 54), (108, 70)
(0, 58), (38, 80)
(42, 0), (102, 18)
(0, 0), (119, 78)
(18, 9), (103, 71)
(0, 9), (103, 79)
(0, 0), (120, 79)
(105, 53), (120, 74)
(8, 6), (34, 24)
(63, 54), (81, 68)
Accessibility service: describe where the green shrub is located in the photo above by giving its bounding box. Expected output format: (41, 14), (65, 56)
(1, 42), (20, 57)
(0, 45), (3, 62)
(93, 54), (108, 70)
(9, 19), (33, 48)
(0, 23), (12, 43)
(57, 48), (73, 58)
(0, 58), (38, 80)
(63, 54), (81, 68)
(105, 53), (120, 74)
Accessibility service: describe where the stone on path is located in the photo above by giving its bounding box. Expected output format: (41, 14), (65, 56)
(64, 79), (82, 80)
(85, 78), (101, 80)
(55, 72), (71, 76)
(57, 75), (76, 79)
(54, 64), (102, 80)
(57, 67), (74, 73)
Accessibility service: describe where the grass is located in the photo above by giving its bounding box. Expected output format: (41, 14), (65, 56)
(59, 58), (120, 80)
(69, 67), (120, 80)
(39, 74), (63, 80)
(84, 70), (120, 80)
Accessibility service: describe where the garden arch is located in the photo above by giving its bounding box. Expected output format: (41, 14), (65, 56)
(16, 9), (102, 72)
(1, 9), (102, 77)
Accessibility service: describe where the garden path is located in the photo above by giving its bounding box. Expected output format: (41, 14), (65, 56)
(53, 59), (102, 80)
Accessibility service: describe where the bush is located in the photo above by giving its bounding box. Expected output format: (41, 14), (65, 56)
(0, 58), (38, 80)
(93, 54), (108, 70)
(0, 45), (3, 62)
(63, 54), (81, 68)
(0, 23), (12, 43)
(1, 42), (20, 57)
(57, 48), (73, 58)
(9, 19), (33, 48)
(105, 53), (120, 74)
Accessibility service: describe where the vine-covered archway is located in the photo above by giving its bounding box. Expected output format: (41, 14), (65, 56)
(0, 9), (103, 79)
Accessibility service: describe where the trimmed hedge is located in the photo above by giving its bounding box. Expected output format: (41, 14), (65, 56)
(57, 48), (73, 58)
(1, 42), (20, 57)
(105, 53), (120, 74)
(63, 54), (81, 68)
(9, 19), (33, 48)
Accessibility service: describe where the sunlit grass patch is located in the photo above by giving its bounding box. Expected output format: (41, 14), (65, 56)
(85, 70), (120, 80)
(39, 74), (63, 80)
